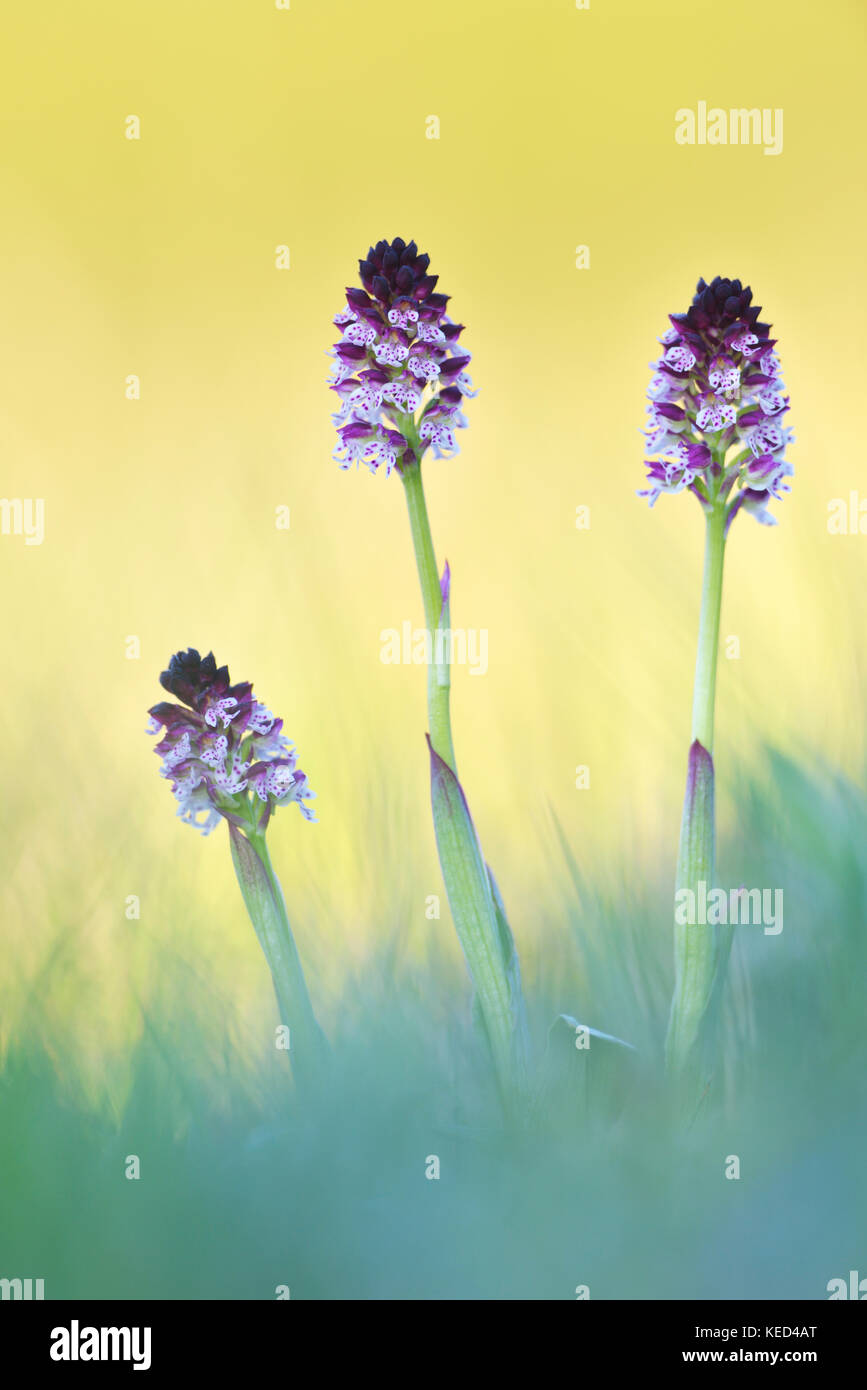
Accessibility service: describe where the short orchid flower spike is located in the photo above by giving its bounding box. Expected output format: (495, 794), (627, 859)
(640, 276), (793, 530)
(146, 648), (328, 1088)
(329, 237), (477, 476)
(147, 649), (316, 836)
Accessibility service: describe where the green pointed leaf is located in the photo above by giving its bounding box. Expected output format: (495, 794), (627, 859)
(428, 738), (515, 1091)
(538, 1014), (640, 1127)
(665, 739), (730, 1077)
(487, 865), (531, 1076)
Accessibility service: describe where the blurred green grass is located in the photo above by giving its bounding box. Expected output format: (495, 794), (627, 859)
(1, 746), (865, 1299)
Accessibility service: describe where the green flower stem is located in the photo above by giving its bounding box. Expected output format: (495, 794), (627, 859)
(400, 455), (457, 771)
(691, 500), (727, 753)
(228, 823), (330, 1091)
(666, 493), (730, 1085)
(400, 447), (526, 1108)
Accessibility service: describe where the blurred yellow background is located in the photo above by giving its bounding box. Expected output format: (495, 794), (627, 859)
(1, 0), (864, 1106)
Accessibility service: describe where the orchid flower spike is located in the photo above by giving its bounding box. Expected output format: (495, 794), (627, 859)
(640, 276), (793, 531)
(328, 237), (477, 477)
(147, 649), (315, 836)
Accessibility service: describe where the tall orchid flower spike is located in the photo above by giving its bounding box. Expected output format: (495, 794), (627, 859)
(639, 278), (793, 1094)
(329, 240), (528, 1111)
(148, 649), (329, 1090)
